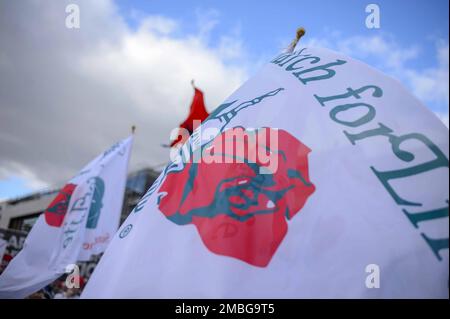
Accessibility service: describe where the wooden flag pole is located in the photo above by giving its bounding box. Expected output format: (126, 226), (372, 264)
(287, 27), (306, 52)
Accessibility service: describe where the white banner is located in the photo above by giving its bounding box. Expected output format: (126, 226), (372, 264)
(0, 136), (133, 298)
(83, 47), (448, 298)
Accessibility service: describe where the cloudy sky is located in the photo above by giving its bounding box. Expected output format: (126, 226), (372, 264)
(0, 0), (448, 200)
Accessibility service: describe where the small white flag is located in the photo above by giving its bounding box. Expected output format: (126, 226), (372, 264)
(0, 136), (133, 298)
(83, 47), (448, 298)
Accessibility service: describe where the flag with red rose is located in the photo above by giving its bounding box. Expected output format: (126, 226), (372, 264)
(83, 46), (448, 298)
(0, 136), (133, 298)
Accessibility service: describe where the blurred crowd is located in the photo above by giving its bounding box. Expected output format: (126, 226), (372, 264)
(1, 256), (89, 299)
(26, 274), (88, 299)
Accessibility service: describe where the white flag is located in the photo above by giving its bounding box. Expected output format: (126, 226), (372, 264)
(0, 136), (133, 298)
(83, 47), (448, 298)
(0, 239), (6, 265)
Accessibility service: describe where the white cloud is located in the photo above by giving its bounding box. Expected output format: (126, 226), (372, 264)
(0, 163), (49, 191)
(195, 8), (221, 41)
(405, 41), (449, 108)
(139, 16), (178, 35)
(337, 35), (419, 70)
(0, 0), (248, 189)
(304, 33), (449, 128)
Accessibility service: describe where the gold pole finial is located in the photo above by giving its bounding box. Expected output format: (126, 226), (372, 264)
(131, 125), (136, 134)
(287, 27), (306, 52)
(296, 27), (305, 41)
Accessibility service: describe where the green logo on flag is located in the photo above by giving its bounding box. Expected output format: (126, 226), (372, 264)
(86, 177), (105, 229)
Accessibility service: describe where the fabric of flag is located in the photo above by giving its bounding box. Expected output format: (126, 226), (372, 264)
(170, 86), (210, 147)
(83, 47), (448, 298)
(0, 136), (133, 298)
(0, 238), (6, 266)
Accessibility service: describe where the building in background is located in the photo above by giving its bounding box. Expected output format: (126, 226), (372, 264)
(121, 168), (160, 225)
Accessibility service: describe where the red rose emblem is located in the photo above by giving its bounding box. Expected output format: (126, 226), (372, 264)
(44, 183), (77, 227)
(158, 127), (315, 267)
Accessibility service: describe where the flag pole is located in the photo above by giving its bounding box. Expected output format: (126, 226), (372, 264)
(287, 27), (306, 53)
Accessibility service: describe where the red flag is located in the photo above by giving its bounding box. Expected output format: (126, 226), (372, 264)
(170, 84), (209, 147)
